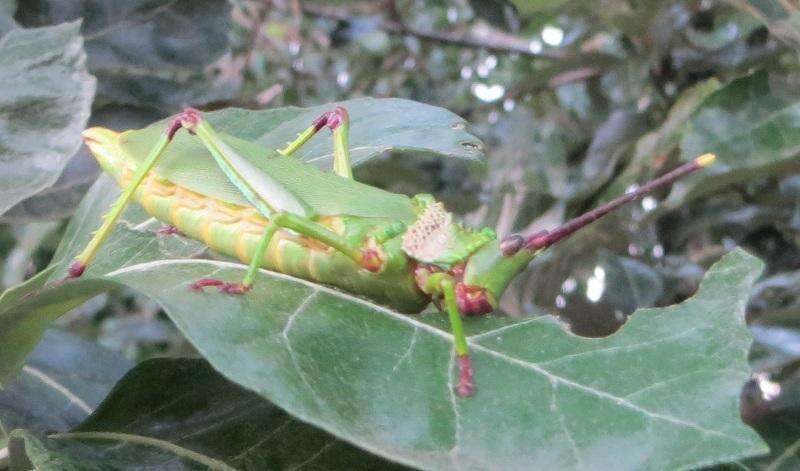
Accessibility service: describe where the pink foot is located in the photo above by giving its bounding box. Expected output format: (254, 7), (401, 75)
(188, 278), (250, 295)
(67, 261), (86, 279)
(455, 355), (475, 397)
(157, 225), (184, 236)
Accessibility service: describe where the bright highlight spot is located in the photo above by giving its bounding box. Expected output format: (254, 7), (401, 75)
(641, 196), (657, 212)
(542, 25), (564, 46)
(471, 83), (505, 103)
(447, 7), (458, 23)
(755, 372), (781, 401)
(528, 39), (543, 54)
(594, 265), (606, 280)
(562, 277), (577, 293)
(586, 265), (606, 303)
(336, 71), (350, 87)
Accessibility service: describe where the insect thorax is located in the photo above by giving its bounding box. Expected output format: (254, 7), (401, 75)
(401, 194), (495, 268)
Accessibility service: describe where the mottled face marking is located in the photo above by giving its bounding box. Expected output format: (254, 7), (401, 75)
(402, 201), (455, 263)
(402, 194), (496, 267)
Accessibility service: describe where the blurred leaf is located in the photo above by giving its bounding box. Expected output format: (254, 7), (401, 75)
(0, 21), (95, 217)
(0, 0), (16, 34)
(510, 0), (569, 15)
(665, 70), (800, 209)
(2, 222), (59, 288)
(601, 79), (721, 202)
(0, 153), (99, 224)
(125, 97), (486, 173)
(9, 358), (407, 470)
(1, 168), (770, 469)
(729, 0), (800, 51)
(16, 0), (234, 111)
(0, 105), (162, 223)
(0, 329), (131, 449)
(468, 0), (519, 30)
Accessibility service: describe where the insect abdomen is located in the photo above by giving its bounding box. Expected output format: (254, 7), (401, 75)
(112, 162), (428, 313)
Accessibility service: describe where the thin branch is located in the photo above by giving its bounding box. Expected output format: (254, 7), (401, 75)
(298, 1), (594, 61)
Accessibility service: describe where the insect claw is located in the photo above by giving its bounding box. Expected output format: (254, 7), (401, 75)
(188, 278), (225, 291)
(311, 106), (349, 132)
(219, 283), (251, 295)
(167, 107), (202, 139)
(157, 225), (184, 236)
(327, 106), (349, 130)
(455, 354), (475, 397)
(67, 261), (86, 278)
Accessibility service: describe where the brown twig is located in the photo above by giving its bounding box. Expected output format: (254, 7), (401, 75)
(298, 1), (584, 61)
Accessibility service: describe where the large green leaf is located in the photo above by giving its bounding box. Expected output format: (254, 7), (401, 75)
(8, 358), (407, 470)
(0, 330), (132, 449)
(93, 248), (766, 470)
(0, 21), (95, 216)
(665, 70), (800, 209)
(0, 171), (771, 469)
(121, 97), (486, 172)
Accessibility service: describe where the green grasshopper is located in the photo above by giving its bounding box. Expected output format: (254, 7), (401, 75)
(73, 104), (715, 397)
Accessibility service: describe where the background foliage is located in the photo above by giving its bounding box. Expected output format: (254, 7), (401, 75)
(1, 0), (800, 469)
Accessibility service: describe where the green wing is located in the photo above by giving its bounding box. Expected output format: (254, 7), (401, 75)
(119, 124), (417, 223)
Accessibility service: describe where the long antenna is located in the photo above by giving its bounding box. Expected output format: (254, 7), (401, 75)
(500, 153), (716, 256)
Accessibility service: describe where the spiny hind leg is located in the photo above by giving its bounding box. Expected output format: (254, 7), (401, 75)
(67, 109), (198, 278)
(189, 211), (382, 295)
(279, 106), (353, 179)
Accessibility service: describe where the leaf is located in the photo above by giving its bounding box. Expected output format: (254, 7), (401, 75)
(15, 0), (234, 111)
(0, 104), (162, 223)
(1, 167), (770, 469)
(2, 222), (59, 288)
(0, 0), (16, 34)
(8, 358), (408, 470)
(0, 329), (132, 449)
(510, 0), (569, 15)
(0, 21), (96, 216)
(124, 97), (486, 171)
(84, 249), (764, 470)
(664, 70), (800, 209)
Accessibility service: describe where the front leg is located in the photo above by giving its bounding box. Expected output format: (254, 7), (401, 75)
(427, 273), (475, 397)
(67, 110), (197, 278)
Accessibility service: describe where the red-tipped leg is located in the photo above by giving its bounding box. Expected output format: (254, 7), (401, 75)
(167, 107), (202, 139)
(67, 261), (86, 279)
(157, 225), (184, 236)
(312, 106), (349, 132)
(456, 354), (475, 397)
(188, 278), (251, 295)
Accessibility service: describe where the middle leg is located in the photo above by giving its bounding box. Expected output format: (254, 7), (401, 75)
(279, 107), (353, 179)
